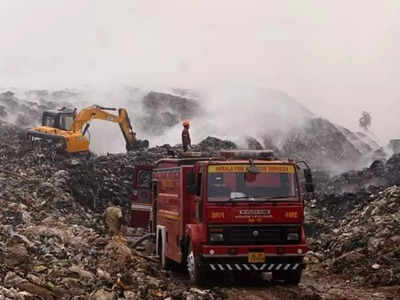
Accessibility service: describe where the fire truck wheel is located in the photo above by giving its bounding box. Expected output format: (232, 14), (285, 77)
(272, 270), (302, 285)
(187, 243), (206, 286)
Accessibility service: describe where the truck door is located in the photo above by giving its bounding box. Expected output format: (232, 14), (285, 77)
(190, 167), (203, 224)
(131, 165), (153, 228)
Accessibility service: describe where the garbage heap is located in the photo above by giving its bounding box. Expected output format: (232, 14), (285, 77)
(307, 182), (400, 287)
(317, 154), (400, 194)
(0, 121), (222, 299)
(65, 145), (178, 214)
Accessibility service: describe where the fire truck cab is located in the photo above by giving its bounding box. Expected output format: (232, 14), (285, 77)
(152, 150), (314, 285)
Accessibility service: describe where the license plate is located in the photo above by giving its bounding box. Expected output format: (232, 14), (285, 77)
(248, 252), (265, 263)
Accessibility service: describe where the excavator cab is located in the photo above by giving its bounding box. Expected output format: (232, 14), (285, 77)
(41, 109), (76, 131)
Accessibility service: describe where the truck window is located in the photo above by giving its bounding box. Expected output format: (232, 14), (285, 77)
(207, 164), (297, 202)
(137, 169), (152, 188)
(60, 115), (74, 131)
(42, 115), (57, 127)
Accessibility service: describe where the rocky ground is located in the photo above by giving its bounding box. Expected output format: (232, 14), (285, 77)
(0, 115), (400, 299)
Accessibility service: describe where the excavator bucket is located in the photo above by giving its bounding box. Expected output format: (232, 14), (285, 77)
(126, 139), (149, 151)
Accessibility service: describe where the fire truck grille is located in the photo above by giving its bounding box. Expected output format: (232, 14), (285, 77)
(208, 225), (300, 245)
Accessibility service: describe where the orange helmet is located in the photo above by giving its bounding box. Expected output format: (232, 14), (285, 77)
(182, 120), (190, 127)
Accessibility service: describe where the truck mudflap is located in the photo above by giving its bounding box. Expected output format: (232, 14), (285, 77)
(207, 262), (303, 272)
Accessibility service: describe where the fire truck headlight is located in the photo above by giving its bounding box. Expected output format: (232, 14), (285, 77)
(287, 232), (299, 241)
(209, 233), (224, 242)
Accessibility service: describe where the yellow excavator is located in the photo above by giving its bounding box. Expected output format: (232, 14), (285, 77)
(27, 105), (148, 153)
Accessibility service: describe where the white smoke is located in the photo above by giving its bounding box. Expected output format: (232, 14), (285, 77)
(1, 1), (399, 146)
(148, 85), (312, 147)
(52, 84), (313, 153)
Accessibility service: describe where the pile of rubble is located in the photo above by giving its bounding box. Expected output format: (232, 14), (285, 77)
(307, 184), (400, 287)
(302, 148), (400, 288)
(66, 145), (181, 214)
(0, 121), (223, 299)
(316, 154), (400, 194)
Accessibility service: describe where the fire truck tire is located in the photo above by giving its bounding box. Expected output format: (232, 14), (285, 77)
(272, 270), (302, 285)
(186, 243), (206, 286)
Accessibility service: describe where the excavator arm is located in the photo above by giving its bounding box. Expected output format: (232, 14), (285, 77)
(118, 108), (139, 151)
(72, 105), (147, 151)
(72, 105), (120, 131)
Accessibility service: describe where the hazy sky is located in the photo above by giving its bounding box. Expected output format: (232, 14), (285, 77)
(0, 1), (399, 143)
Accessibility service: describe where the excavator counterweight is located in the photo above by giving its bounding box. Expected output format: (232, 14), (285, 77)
(27, 105), (148, 153)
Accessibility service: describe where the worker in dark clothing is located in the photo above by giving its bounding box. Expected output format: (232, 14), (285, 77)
(182, 120), (191, 152)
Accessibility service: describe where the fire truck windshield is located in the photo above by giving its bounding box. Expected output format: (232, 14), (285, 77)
(207, 164), (297, 202)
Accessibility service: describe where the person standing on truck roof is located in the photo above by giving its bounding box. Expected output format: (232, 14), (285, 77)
(104, 198), (123, 237)
(182, 120), (191, 152)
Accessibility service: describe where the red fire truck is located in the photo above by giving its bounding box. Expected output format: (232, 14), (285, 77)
(140, 150), (313, 285)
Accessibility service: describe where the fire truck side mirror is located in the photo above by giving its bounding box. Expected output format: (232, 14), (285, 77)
(303, 169), (314, 193)
(186, 171), (197, 194)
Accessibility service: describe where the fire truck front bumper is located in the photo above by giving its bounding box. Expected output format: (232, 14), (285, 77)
(201, 255), (305, 272)
(200, 245), (306, 272)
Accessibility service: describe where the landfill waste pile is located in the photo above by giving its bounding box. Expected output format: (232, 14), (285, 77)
(0, 90), (77, 128)
(305, 157), (400, 289)
(279, 118), (384, 172)
(316, 154), (400, 194)
(137, 91), (201, 136)
(66, 144), (183, 215)
(197, 137), (237, 153)
(0, 121), (224, 299)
